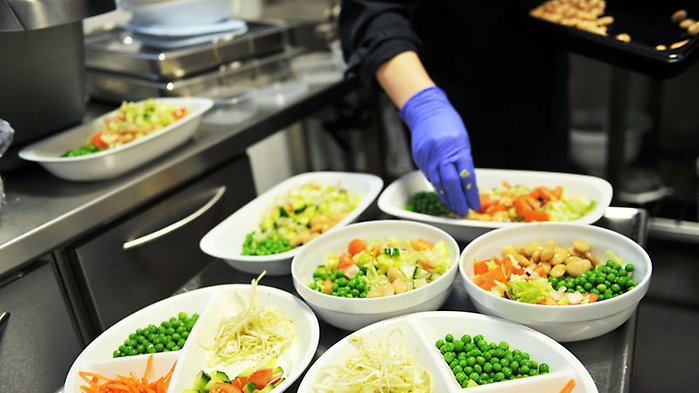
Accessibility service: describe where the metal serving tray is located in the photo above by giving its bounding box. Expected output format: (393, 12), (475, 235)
(85, 22), (290, 81)
(87, 49), (303, 103)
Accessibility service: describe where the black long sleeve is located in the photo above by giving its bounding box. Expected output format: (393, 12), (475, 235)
(339, 0), (422, 88)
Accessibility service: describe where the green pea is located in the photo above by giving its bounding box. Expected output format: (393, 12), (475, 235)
(484, 363), (493, 373)
(476, 356), (485, 365)
(539, 363), (550, 373)
(128, 348), (138, 356)
(520, 365), (530, 375)
(463, 366), (474, 375)
(455, 372), (467, 383)
(113, 350), (121, 357)
(453, 340), (464, 351)
(166, 341), (176, 349)
(445, 333), (454, 342)
(625, 264), (634, 272)
(155, 343), (164, 351)
(502, 367), (513, 378)
(453, 365), (463, 374)
(597, 283), (607, 292)
(495, 372), (505, 381)
(177, 338), (186, 347)
(493, 363), (502, 372)
(611, 284), (621, 293)
(473, 364), (482, 374)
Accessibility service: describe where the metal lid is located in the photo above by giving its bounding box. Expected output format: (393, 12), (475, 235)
(0, 0), (115, 32)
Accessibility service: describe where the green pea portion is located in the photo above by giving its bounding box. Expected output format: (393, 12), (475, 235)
(404, 191), (451, 216)
(112, 312), (198, 358)
(242, 231), (294, 256)
(436, 332), (549, 388)
(548, 259), (637, 302)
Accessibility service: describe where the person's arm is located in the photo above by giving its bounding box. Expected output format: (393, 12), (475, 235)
(339, 1), (480, 215)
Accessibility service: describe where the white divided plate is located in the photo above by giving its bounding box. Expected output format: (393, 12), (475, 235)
(378, 170), (612, 242)
(19, 98), (213, 181)
(199, 171), (384, 276)
(298, 311), (597, 393)
(64, 284), (319, 393)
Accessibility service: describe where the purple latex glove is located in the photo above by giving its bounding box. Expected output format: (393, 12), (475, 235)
(400, 86), (480, 216)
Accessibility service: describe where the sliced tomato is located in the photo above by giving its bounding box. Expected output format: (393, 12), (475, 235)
(484, 203), (508, 215)
(523, 210), (550, 222)
(347, 239), (367, 256)
(246, 369), (274, 389)
(90, 131), (108, 149)
(338, 252), (353, 269)
(210, 382), (243, 393)
(410, 239), (433, 251)
(552, 186), (564, 200)
(530, 186), (555, 202)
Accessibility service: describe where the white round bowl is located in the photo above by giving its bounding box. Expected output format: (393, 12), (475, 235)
(292, 220), (460, 331)
(459, 223), (652, 342)
(121, 0), (234, 27)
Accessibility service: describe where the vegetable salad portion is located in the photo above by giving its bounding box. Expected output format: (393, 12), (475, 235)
(405, 182), (596, 222)
(64, 99), (188, 157)
(187, 365), (284, 393)
(473, 240), (637, 305)
(243, 183), (361, 256)
(308, 237), (452, 298)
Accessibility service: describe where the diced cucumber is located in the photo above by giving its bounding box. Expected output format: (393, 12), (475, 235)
(183, 390), (201, 393)
(243, 382), (258, 393)
(212, 371), (230, 383)
(193, 371), (211, 391)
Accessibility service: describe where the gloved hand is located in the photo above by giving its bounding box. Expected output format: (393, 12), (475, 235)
(400, 86), (480, 216)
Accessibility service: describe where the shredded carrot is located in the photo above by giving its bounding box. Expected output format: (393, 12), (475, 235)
(560, 378), (576, 393)
(79, 355), (175, 393)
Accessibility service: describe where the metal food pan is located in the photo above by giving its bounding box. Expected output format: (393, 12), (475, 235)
(523, 0), (699, 78)
(85, 22), (290, 81)
(87, 49), (303, 103)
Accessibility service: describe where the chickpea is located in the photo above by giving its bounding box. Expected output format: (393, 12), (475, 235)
(671, 39), (689, 49)
(392, 279), (410, 294)
(616, 33), (631, 43)
(366, 287), (383, 298)
(585, 251), (602, 267)
(566, 258), (593, 277)
(531, 249), (542, 264)
(541, 262), (552, 274)
(689, 23), (699, 36)
(513, 254), (532, 267)
(680, 18), (696, 29)
(540, 245), (555, 262)
(598, 15), (614, 25)
(382, 284), (395, 297)
(672, 9), (688, 23)
(656, 45), (667, 51)
(550, 264), (567, 278)
(524, 241), (542, 257)
(573, 240), (591, 253)
(502, 245), (518, 257)
(550, 247), (569, 265)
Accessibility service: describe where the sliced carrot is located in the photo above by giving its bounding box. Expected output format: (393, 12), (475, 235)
(418, 257), (435, 270)
(79, 354), (174, 393)
(588, 293), (599, 303)
(478, 194), (493, 213)
(560, 379), (576, 393)
(474, 266), (506, 290)
(530, 186), (555, 202)
(523, 210), (550, 222)
(338, 252), (353, 268)
(484, 203), (508, 215)
(347, 239), (367, 256)
(410, 239), (433, 251)
(173, 107), (187, 120)
(322, 279), (333, 294)
(473, 260), (489, 275)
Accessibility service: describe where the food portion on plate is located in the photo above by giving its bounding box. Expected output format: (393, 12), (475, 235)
(307, 237), (452, 298)
(187, 365), (284, 393)
(242, 182), (361, 256)
(78, 354), (176, 393)
(435, 332), (554, 389)
(313, 328), (432, 392)
(63, 99), (189, 157)
(406, 182), (596, 223)
(472, 239), (638, 306)
(112, 312), (199, 358)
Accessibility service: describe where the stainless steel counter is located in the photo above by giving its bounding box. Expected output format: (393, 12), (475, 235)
(175, 206), (648, 393)
(0, 77), (360, 278)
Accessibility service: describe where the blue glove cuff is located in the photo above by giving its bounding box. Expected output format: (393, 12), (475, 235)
(399, 86), (452, 129)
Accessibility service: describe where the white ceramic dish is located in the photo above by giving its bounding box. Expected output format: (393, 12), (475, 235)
(200, 172), (383, 276)
(64, 284), (319, 393)
(298, 311), (597, 392)
(19, 98), (213, 181)
(459, 223), (652, 342)
(378, 169), (613, 242)
(120, 0), (234, 27)
(292, 220), (460, 331)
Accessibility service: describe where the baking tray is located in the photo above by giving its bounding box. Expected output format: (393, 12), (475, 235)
(523, 0), (699, 78)
(84, 21), (290, 81)
(87, 49), (303, 103)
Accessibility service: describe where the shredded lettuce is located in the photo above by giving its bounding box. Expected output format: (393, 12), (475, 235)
(546, 196), (596, 222)
(507, 275), (554, 304)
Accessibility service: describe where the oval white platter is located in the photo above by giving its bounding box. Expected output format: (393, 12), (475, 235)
(200, 171), (384, 276)
(64, 284), (319, 393)
(298, 311), (598, 393)
(378, 169), (612, 242)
